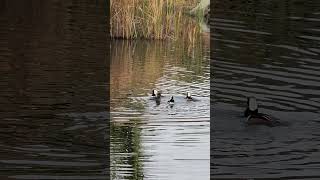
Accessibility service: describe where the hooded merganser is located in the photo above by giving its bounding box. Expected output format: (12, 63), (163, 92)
(168, 96), (175, 105)
(186, 92), (193, 100)
(185, 92), (199, 101)
(244, 97), (280, 127)
(151, 90), (161, 105)
(151, 89), (161, 99)
(244, 96), (258, 117)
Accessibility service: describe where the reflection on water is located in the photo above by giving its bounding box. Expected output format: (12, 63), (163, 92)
(212, 0), (320, 178)
(0, 1), (108, 179)
(111, 36), (210, 179)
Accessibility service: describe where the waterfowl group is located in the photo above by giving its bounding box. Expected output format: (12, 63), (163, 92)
(150, 89), (198, 106)
(149, 91), (280, 126)
(244, 96), (281, 127)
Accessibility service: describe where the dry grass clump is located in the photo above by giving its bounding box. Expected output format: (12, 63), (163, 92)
(110, 0), (200, 40)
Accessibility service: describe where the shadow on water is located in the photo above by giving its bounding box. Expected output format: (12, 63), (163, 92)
(0, 1), (108, 179)
(212, 0), (320, 178)
(111, 31), (210, 179)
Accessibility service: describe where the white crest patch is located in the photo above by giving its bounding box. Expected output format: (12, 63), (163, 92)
(248, 97), (258, 111)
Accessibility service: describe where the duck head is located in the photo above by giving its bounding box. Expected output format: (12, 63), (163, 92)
(152, 89), (157, 96)
(244, 96), (258, 117)
(152, 89), (161, 97)
(186, 92), (192, 99)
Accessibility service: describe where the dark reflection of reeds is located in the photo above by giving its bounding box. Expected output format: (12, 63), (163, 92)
(110, 40), (166, 109)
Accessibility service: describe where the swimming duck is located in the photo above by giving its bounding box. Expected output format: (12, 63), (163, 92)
(186, 92), (193, 100)
(185, 92), (199, 101)
(244, 97), (280, 127)
(168, 96), (175, 105)
(151, 89), (161, 99)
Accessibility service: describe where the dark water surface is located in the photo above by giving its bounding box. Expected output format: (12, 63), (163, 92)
(110, 38), (210, 180)
(212, 0), (320, 178)
(0, 1), (108, 179)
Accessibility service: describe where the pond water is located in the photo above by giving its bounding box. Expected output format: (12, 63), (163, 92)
(0, 1), (108, 179)
(212, 0), (320, 178)
(110, 39), (210, 180)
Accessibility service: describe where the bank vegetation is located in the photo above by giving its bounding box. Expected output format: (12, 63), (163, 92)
(110, 0), (205, 40)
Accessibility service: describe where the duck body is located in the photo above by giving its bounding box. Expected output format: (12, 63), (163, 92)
(168, 96), (175, 106)
(244, 97), (280, 127)
(246, 113), (280, 127)
(185, 92), (199, 101)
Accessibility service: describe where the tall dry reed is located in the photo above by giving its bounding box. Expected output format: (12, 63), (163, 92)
(110, 0), (202, 41)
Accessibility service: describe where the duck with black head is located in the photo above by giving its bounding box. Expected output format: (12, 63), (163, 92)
(151, 89), (161, 99)
(150, 89), (162, 105)
(244, 97), (281, 127)
(186, 92), (199, 101)
(168, 96), (175, 107)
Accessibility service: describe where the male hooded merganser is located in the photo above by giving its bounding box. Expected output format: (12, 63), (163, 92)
(151, 89), (161, 99)
(168, 96), (175, 105)
(151, 90), (162, 105)
(244, 97), (280, 127)
(186, 92), (199, 101)
(186, 92), (193, 100)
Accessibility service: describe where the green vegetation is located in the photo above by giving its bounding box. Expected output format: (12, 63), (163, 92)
(111, 119), (144, 180)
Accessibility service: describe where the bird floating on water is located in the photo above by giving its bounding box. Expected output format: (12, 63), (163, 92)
(186, 92), (192, 100)
(151, 89), (161, 99)
(185, 92), (199, 101)
(244, 96), (281, 127)
(168, 96), (175, 105)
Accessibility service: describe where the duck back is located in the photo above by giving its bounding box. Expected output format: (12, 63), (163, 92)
(247, 113), (282, 127)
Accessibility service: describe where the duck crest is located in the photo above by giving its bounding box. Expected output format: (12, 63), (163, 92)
(244, 96), (258, 117)
(186, 92), (192, 99)
(151, 89), (161, 98)
(152, 89), (157, 96)
(244, 96), (280, 127)
(248, 96), (258, 111)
